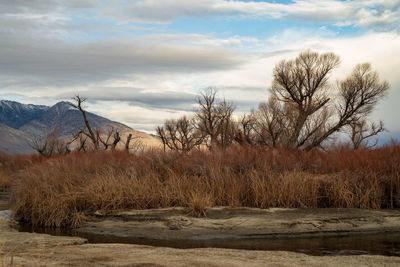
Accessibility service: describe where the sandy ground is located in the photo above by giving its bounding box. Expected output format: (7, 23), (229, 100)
(78, 207), (400, 240)
(1, 219), (400, 267)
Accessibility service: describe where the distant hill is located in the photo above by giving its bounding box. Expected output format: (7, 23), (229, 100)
(0, 123), (32, 154)
(0, 100), (160, 154)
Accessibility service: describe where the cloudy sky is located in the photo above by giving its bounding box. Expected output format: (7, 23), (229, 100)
(1, 0), (399, 140)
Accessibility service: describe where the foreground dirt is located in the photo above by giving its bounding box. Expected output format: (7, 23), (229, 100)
(78, 207), (400, 240)
(1, 219), (400, 267)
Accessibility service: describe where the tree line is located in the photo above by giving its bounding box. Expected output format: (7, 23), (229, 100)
(157, 50), (389, 152)
(30, 50), (389, 156)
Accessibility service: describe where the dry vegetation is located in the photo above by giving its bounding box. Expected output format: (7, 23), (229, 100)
(0, 152), (14, 190)
(1, 143), (398, 228)
(0, 170), (12, 190)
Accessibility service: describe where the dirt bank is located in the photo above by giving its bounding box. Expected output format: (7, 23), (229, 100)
(77, 207), (400, 240)
(1, 218), (400, 266)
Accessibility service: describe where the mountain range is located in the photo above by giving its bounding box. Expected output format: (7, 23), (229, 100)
(0, 100), (158, 154)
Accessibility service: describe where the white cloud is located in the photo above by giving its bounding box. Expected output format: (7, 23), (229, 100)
(1, 0), (399, 138)
(3, 31), (399, 134)
(2, 1), (399, 32)
(0, 36), (243, 88)
(99, 0), (400, 31)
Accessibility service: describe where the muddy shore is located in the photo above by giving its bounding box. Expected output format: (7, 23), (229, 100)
(1, 205), (400, 266)
(2, 218), (400, 266)
(77, 207), (400, 240)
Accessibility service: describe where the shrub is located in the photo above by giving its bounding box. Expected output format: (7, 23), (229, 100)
(10, 144), (400, 227)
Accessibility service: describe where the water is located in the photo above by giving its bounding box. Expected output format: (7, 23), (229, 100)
(18, 224), (400, 257)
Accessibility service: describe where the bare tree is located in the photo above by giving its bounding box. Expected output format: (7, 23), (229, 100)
(98, 127), (121, 151)
(29, 135), (51, 156)
(264, 51), (389, 150)
(348, 120), (385, 149)
(251, 97), (288, 147)
(99, 127), (114, 150)
(214, 99), (236, 150)
(157, 116), (203, 153)
(155, 51), (389, 151)
(71, 131), (89, 152)
(28, 128), (69, 156)
(125, 134), (133, 150)
(195, 87), (236, 150)
(69, 96), (123, 151)
(235, 114), (256, 145)
(124, 134), (144, 153)
(271, 50), (340, 148)
(156, 126), (168, 152)
(195, 87), (220, 148)
(111, 131), (121, 151)
(304, 62), (389, 150)
(68, 95), (100, 150)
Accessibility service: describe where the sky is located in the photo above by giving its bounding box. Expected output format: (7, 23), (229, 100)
(0, 0), (399, 141)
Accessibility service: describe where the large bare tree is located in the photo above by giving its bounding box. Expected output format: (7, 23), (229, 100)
(264, 50), (389, 150)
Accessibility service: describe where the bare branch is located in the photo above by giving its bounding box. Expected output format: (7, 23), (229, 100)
(68, 95), (100, 150)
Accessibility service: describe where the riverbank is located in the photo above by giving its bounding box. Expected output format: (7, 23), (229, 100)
(76, 207), (400, 240)
(2, 218), (400, 266)
(3, 179), (400, 264)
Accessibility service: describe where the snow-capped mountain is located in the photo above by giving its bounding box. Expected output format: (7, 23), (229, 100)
(0, 100), (48, 129)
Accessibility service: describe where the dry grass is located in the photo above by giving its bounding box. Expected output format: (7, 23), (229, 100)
(6, 144), (400, 227)
(0, 153), (12, 190)
(0, 170), (12, 190)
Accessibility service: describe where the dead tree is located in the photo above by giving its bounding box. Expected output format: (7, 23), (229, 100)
(71, 131), (89, 152)
(99, 128), (114, 150)
(69, 96), (123, 151)
(125, 134), (133, 150)
(98, 127), (121, 151)
(68, 95), (100, 150)
(111, 131), (121, 151)
(124, 134), (143, 153)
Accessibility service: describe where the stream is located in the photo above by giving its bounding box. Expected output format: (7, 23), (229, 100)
(2, 193), (400, 257)
(18, 223), (400, 257)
